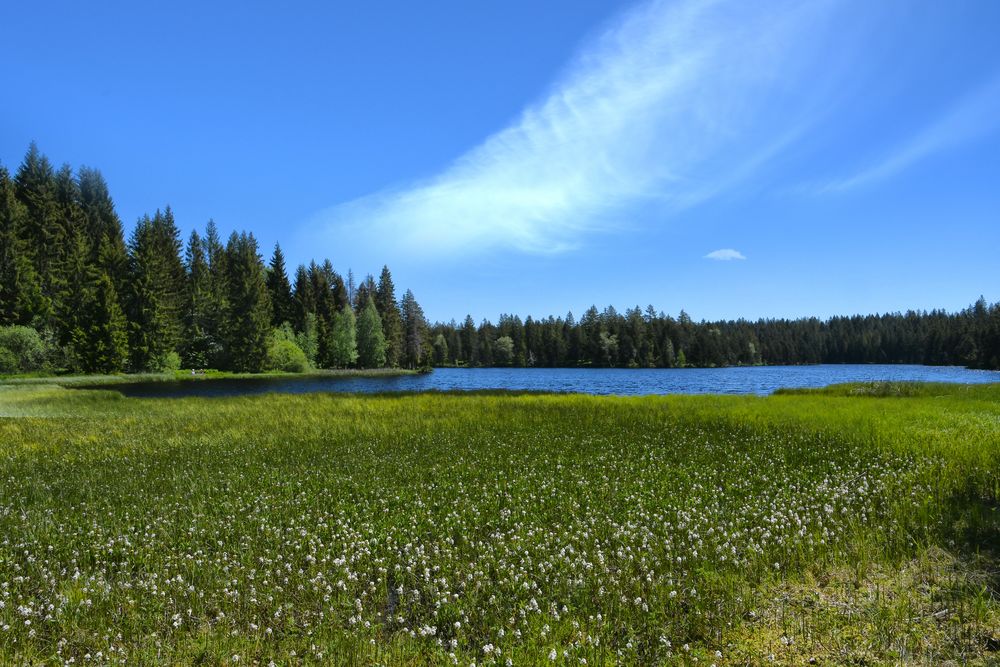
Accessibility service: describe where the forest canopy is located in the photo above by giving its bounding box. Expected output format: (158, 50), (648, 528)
(1, 143), (998, 374)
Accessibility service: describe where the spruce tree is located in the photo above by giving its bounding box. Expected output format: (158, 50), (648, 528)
(330, 266), (349, 312)
(266, 243), (294, 327)
(400, 289), (429, 369)
(180, 230), (214, 367)
(356, 299), (386, 368)
(126, 215), (173, 370)
(53, 168), (89, 350)
(309, 261), (337, 367)
(150, 207), (186, 349)
(58, 225), (94, 365)
(0, 166), (43, 326)
(14, 143), (60, 329)
(71, 268), (129, 373)
(0, 167), (20, 325)
(375, 265), (403, 367)
(78, 167), (128, 294)
(223, 232), (272, 372)
(355, 274), (376, 312)
(202, 220), (229, 367)
(292, 264), (313, 332)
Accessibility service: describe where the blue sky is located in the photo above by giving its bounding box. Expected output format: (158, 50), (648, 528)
(2, 0), (999, 323)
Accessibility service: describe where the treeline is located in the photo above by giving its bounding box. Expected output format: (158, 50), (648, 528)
(427, 301), (1000, 370)
(2, 142), (998, 376)
(0, 143), (431, 374)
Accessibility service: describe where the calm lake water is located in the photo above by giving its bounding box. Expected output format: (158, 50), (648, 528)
(91, 365), (1000, 398)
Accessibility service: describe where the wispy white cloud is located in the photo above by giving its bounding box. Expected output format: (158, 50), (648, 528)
(705, 248), (746, 261)
(814, 74), (1000, 194)
(309, 0), (844, 261)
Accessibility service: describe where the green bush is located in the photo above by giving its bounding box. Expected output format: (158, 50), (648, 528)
(0, 325), (48, 374)
(150, 350), (182, 372)
(267, 339), (309, 373)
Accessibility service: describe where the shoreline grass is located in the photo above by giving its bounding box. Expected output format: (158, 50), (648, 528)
(0, 366), (419, 387)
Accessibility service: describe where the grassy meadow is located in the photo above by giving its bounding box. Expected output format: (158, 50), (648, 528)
(0, 381), (998, 665)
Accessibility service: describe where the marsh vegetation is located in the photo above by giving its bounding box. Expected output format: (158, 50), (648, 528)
(1, 382), (998, 664)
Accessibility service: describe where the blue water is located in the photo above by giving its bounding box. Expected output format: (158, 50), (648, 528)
(91, 365), (1000, 398)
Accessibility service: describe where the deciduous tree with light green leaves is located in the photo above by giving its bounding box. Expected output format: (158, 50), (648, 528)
(356, 299), (386, 368)
(327, 306), (358, 368)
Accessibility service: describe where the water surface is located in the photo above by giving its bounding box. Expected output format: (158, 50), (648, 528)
(90, 365), (1000, 398)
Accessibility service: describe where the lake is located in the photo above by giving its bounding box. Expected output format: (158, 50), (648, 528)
(89, 365), (1000, 398)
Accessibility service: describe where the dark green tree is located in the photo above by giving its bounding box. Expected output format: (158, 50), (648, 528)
(78, 166), (128, 292)
(223, 232), (272, 372)
(202, 220), (229, 366)
(52, 167), (90, 350)
(126, 212), (183, 370)
(266, 243), (294, 327)
(460, 315), (478, 367)
(355, 274), (376, 312)
(0, 166), (44, 326)
(14, 144), (61, 328)
(400, 289), (429, 369)
(70, 269), (129, 373)
(180, 230), (216, 368)
(375, 265), (403, 366)
(293, 264), (313, 332)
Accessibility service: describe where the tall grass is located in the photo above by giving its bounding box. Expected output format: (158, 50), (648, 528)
(0, 383), (997, 664)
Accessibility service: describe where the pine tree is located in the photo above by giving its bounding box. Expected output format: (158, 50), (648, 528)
(266, 243), (294, 327)
(375, 265), (403, 367)
(356, 299), (386, 368)
(328, 306), (358, 368)
(223, 232), (272, 372)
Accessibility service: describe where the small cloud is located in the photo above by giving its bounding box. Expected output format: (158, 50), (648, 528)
(705, 248), (746, 261)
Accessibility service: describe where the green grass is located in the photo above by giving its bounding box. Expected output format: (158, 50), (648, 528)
(0, 367), (418, 387)
(0, 383), (998, 665)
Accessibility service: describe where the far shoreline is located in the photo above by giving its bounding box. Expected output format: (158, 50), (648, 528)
(0, 367), (420, 387)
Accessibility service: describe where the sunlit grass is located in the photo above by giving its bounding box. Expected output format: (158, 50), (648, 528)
(0, 383), (997, 664)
